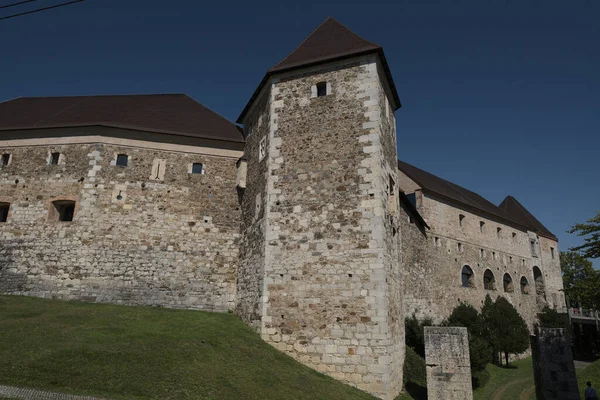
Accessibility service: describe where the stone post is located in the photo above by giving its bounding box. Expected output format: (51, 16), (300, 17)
(531, 328), (580, 400)
(424, 326), (473, 400)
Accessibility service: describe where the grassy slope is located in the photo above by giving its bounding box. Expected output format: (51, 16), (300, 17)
(0, 295), (376, 400)
(578, 359), (600, 398)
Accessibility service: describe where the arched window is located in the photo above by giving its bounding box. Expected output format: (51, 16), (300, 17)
(461, 265), (474, 288)
(533, 266), (545, 298)
(503, 273), (514, 293)
(116, 154), (128, 167)
(483, 269), (496, 290)
(520, 277), (530, 294)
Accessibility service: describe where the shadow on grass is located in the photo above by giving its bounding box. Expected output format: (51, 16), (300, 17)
(405, 382), (427, 400)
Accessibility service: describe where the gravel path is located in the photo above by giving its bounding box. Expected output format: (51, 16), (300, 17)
(0, 385), (108, 400)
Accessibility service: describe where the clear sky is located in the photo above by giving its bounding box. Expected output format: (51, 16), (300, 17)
(1, 0), (598, 265)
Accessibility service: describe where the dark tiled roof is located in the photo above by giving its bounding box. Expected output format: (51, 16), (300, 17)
(0, 94), (244, 144)
(397, 160), (557, 240)
(237, 17), (401, 123)
(498, 196), (557, 240)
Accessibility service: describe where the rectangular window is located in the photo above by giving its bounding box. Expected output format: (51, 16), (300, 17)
(0, 203), (9, 222)
(480, 221), (485, 233)
(512, 232), (517, 242)
(50, 152), (60, 165)
(434, 237), (440, 247)
(492, 251), (496, 260)
(457, 243), (463, 252)
(52, 200), (75, 222)
(459, 214), (465, 227)
(551, 247), (555, 259)
(116, 154), (128, 167)
(407, 193), (416, 207)
(480, 248), (485, 258)
(1, 153), (10, 166)
(530, 239), (538, 257)
(191, 163), (204, 174)
(497, 227), (502, 238)
(316, 81), (327, 97)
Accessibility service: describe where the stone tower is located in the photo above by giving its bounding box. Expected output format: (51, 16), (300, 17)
(236, 18), (403, 399)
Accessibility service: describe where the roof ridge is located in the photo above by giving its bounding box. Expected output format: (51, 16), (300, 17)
(15, 93), (187, 100)
(183, 94), (240, 130)
(270, 17), (333, 70)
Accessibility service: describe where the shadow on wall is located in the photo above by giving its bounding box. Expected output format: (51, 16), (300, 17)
(404, 382), (427, 400)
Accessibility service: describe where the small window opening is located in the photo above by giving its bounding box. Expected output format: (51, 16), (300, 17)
(0, 203), (9, 222)
(116, 154), (128, 167)
(316, 82), (327, 97)
(497, 227), (502, 238)
(520, 277), (530, 294)
(551, 247), (555, 259)
(50, 152), (60, 165)
(191, 163), (204, 174)
(259, 137), (266, 161)
(461, 265), (474, 288)
(480, 221), (485, 233)
(483, 269), (496, 290)
(512, 232), (517, 242)
(492, 251), (496, 260)
(1, 154), (10, 166)
(509, 256), (513, 263)
(530, 239), (539, 257)
(53, 200), (75, 222)
(503, 273), (514, 293)
(407, 193), (416, 207)
(480, 248), (485, 258)
(457, 243), (462, 252)
(434, 237), (440, 247)
(459, 214), (465, 227)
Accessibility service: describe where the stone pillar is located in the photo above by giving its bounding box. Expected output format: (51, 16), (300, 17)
(424, 326), (473, 400)
(531, 328), (580, 400)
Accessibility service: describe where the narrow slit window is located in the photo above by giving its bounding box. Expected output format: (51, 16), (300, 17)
(434, 237), (440, 247)
(0, 203), (9, 222)
(50, 152), (60, 165)
(191, 163), (204, 174)
(457, 243), (463, 252)
(316, 82), (327, 97)
(497, 227), (502, 238)
(459, 214), (465, 227)
(1, 153), (10, 166)
(551, 247), (555, 259)
(479, 221), (485, 233)
(116, 154), (128, 167)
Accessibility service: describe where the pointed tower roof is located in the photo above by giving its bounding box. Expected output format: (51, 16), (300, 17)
(268, 17), (382, 73)
(238, 17), (400, 123)
(498, 195), (557, 240)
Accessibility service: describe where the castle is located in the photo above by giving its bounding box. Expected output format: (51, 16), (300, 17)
(0, 18), (564, 400)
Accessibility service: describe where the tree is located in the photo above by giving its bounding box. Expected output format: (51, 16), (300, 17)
(537, 305), (571, 333)
(569, 211), (600, 259)
(561, 251), (600, 310)
(446, 302), (492, 388)
(484, 296), (530, 366)
(405, 314), (433, 357)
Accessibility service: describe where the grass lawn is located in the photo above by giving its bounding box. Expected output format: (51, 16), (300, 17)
(578, 359), (600, 398)
(0, 295), (377, 400)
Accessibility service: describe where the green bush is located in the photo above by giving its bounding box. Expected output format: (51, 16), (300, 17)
(403, 346), (426, 387)
(405, 314), (433, 357)
(471, 369), (490, 388)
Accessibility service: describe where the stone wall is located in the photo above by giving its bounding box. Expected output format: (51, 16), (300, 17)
(398, 175), (564, 329)
(424, 326), (473, 400)
(0, 135), (241, 310)
(531, 328), (580, 400)
(239, 55), (403, 399)
(236, 85), (271, 330)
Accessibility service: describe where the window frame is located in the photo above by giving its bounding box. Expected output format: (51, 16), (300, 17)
(116, 154), (129, 167)
(50, 152), (61, 165)
(316, 81), (327, 97)
(50, 200), (76, 222)
(0, 202), (9, 222)
(191, 163), (204, 175)
(1, 153), (10, 167)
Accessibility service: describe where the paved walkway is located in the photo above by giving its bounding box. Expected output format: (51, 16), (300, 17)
(0, 385), (108, 400)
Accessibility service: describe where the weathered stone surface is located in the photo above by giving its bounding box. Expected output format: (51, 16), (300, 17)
(398, 173), (564, 330)
(237, 55), (403, 399)
(0, 137), (241, 311)
(424, 326), (473, 400)
(531, 328), (580, 400)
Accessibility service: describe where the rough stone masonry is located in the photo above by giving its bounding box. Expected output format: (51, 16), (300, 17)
(424, 327), (473, 400)
(0, 17), (566, 400)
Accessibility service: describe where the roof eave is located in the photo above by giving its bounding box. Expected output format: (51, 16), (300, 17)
(0, 123), (246, 145)
(237, 48), (401, 124)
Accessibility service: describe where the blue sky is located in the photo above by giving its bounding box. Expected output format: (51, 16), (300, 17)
(1, 0), (598, 265)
